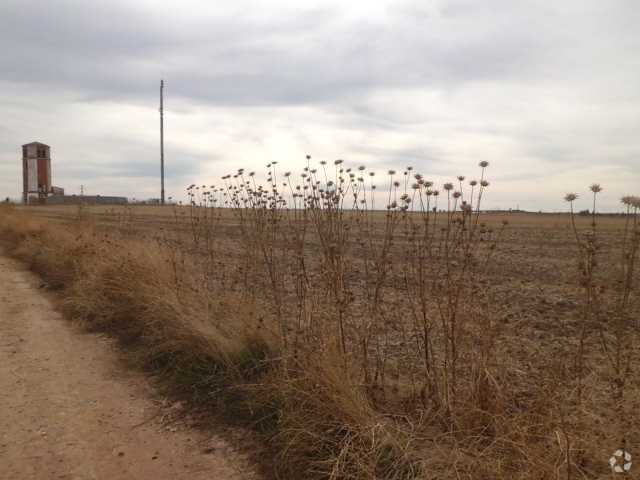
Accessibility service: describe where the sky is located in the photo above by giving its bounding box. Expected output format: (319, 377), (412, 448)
(1, 0), (638, 211)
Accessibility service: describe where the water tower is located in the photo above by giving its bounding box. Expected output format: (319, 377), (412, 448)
(22, 142), (52, 204)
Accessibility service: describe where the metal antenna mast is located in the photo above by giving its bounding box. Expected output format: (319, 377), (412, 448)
(160, 79), (165, 205)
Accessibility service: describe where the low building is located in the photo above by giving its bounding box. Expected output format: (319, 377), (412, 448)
(46, 195), (128, 205)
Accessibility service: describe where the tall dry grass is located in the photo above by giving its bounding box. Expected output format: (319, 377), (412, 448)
(0, 165), (639, 479)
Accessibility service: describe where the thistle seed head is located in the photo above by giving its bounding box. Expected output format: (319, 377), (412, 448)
(621, 195), (634, 206)
(564, 193), (578, 202)
(621, 195), (640, 208)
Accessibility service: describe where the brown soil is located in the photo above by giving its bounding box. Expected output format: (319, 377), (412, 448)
(0, 253), (259, 480)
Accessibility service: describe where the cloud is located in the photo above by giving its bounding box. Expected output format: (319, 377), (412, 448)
(0, 0), (638, 209)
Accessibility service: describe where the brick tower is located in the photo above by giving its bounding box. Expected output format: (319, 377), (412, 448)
(22, 142), (51, 204)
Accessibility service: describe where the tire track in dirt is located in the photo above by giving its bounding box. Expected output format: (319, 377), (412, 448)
(0, 253), (258, 480)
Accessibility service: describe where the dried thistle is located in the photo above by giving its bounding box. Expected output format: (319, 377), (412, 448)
(564, 193), (578, 202)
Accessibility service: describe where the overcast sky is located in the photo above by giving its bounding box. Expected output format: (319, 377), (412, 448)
(1, 0), (638, 210)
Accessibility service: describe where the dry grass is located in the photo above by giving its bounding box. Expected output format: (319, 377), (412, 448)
(0, 166), (639, 480)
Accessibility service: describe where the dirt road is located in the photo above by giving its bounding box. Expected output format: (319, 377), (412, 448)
(0, 254), (258, 480)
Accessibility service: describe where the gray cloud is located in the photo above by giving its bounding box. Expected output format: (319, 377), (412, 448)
(0, 0), (639, 209)
(0, 0), (574, 105)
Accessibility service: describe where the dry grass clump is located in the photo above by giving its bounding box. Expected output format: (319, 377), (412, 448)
(272, 349), (419, 479)
(0, 208), (273, 408)
(1, 164), (639, 479)
(1, 211), (80, 288)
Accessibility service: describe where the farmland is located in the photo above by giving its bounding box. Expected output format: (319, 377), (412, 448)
(1, 169), (638, 479)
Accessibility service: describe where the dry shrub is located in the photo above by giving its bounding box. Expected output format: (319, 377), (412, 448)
(60, 234), (274, 393)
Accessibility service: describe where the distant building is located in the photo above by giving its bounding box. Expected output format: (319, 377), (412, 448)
(21, 141), (65, 204)
(22, 142), (52, 204)
(46, 195), (128, 205)
(21, 142), (126, 206)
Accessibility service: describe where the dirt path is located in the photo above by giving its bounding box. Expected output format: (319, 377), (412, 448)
(0, 254), (259, 480)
